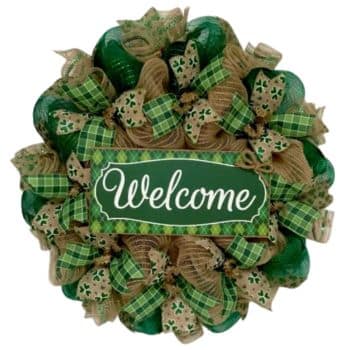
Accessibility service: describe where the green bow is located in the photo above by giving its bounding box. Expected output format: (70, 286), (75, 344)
(271, 174), (333, 241)
(24, 155), (91, 232)
(220, 70), (316, 162)
(56, 243), (144, 302)
(137, 40), (230, 141)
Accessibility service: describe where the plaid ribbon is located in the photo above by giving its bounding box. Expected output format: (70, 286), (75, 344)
(23, 174), (70, 198)
(271, 174), (305, 201)
(278, 200), (321, 238)
(121, 284), (169, 325)
(269, 113), (314, 138)
(61, 75), (110, 113)
(226, 236), (266, 269)
(176, 276), (220, 325)
(75, 117), (115, 161)
(143, 93), (182, 139)
(220, 275), (238, 321)
(219, 93), (256, 135)
(191, 55), (231, 95)
(58, 192), (88, 231)
(110, 250), (144, 293)
(56, 243), (99, 270)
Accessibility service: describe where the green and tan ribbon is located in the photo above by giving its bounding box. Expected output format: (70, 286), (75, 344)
(32, 201), (64, 245)
(66, 153), (90, 190)
(229, 267), (277, 309)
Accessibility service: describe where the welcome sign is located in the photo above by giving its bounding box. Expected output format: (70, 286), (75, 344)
(90, 149), (270, 237)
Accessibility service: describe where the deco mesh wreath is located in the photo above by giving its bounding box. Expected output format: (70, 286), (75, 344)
(12, 7), (335, 343)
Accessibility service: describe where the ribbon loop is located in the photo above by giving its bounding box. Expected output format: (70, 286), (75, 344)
(23, 174), (71, 199)
(278, 200), (320, 238)
(58, 192), (88, 231)
(121, 284), (169, 326)
(226, 236), (266, 269)
(269, 113), (314, 137)
(191, 55), (231, 96)
(219, 93), (256, 135)
(56, 243), (99, 270)
(110, 250), (144, 293)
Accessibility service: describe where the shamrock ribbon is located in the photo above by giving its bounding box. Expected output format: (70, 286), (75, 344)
(56, 243), (144, 302)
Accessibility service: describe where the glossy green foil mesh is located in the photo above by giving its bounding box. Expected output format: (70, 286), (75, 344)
(12, 7), (334, 344)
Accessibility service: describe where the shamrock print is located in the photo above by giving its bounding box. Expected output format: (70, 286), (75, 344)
(92, 268), (105, 282)
(58, 118), (74, 133)
(270, 86), (283, 100)
(36, 213), (49, 226)
(274, 140), (288, 151)
(171, 57), (186, 73)
(171, 300), (185, 315)
(257, 290), (270, 304)
(255, 78), (268, 93)
(248, 271), (261, 284)
(67, 164), (77, 178)
(79, 283), (91, 297)
(125, 93), (136, 107)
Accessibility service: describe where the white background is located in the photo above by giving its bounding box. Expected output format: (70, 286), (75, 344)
(0, 0), (348, 349)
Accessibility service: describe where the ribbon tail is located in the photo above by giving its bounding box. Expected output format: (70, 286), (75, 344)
(278, 200), (320, 239)
(58, 192), (88, 231)
(120, 284), (168, 327)
(110, 250), (144, 294)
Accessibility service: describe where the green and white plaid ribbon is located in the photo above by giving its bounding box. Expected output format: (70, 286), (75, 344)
(269, 113), (314, 138)
(220, 275), (238, 320)
(278, 200), (320, 238)
(271, 174), (305, 201)
(121, 284), (169, 325)
(61, 75), (110, 113)
(110, 250), (144, 293)
(58, 192), (88, 231)
(219, 93), (256, 135)
(190, 55), (231, 95)
(226, 236), (266, 269)
(56, 243), (99, 270)
(23, 174), (71, 199)
(143, 93), (182, 139)
(75, 117), (115, 161)
(176, 276), (221, 325)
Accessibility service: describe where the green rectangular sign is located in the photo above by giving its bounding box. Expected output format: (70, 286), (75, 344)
(90, 148), (270, 237)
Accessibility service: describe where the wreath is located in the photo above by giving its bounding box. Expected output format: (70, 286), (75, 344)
(12, 7), (334, 343)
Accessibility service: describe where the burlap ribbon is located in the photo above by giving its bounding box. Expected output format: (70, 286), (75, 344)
(118, 7), (189, 62)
